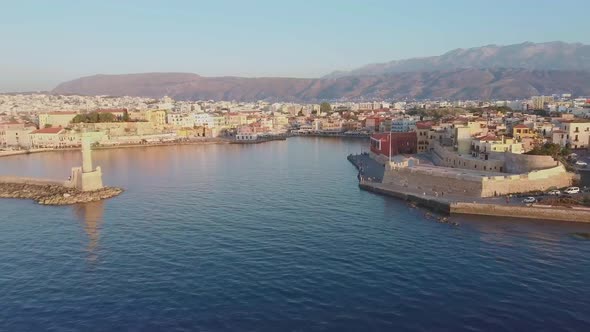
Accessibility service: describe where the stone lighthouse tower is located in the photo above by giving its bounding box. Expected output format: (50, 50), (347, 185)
(68, 133), (104, 191)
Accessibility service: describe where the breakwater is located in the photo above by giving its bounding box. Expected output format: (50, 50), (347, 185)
(0, 181), (122, 205)
(359, 182), (590, 223)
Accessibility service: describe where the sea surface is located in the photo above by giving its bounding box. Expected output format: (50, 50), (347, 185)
(0, 137), (589, 331)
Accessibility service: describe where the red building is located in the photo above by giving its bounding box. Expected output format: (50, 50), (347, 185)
(370, 132), (417, 157)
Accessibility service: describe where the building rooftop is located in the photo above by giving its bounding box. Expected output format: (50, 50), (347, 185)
(31, 127), (64, 134)
(47, 111), (78, 115)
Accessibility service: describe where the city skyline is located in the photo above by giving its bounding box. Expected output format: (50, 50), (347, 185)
(3, 0), (590, 91)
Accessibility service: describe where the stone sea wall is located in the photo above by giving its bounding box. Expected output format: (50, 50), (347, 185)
(0, 176), (65, 186)
(382, 164), (575, 198)
(451, 202), (590, 223)
(0, 182), (122, 205)
(359, 181), (590, 223)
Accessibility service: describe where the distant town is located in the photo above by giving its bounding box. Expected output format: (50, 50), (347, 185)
(1, 93), (589, 152)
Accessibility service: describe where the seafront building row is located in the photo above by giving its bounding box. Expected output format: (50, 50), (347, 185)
(1, 94), (589, 151)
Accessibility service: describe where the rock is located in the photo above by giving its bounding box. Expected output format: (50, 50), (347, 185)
(0, 182), (123, 205)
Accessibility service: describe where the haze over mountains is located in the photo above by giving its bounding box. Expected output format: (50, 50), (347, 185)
(53, 42), (590, 101)
(325, 41), (590, 78)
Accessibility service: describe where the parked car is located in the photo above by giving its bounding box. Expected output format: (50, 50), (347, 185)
(523, 197), (536, 204)
(575, 161), (588, 167)
(564, 187), (580, 194)
(547, 189), (561, 196)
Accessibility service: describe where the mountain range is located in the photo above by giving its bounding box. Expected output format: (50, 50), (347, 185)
(52, 42), (590, 101)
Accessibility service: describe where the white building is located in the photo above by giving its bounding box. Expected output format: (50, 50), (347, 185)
(391, 118), (417, 132)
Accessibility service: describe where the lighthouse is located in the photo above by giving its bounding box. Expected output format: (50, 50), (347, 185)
(68, 133), (104, 191)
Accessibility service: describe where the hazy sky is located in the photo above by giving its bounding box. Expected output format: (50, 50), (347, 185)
(2, 0), (589, 92)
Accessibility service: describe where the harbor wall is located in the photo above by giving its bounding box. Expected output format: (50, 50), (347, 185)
(359, 181), (590, 223)
(382, 167), (483, 196)
(451, 202), (590, 223)
(382, 164), (574, 198)
(0, 176), (65, 186)
(501, 152), (559, 174)
(481, 165), (575, 197)
(359, 182), (451, 214)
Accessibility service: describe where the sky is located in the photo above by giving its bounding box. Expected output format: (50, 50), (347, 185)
(1, 0), (589, 92)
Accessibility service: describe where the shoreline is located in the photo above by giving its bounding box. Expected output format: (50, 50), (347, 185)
(0, 135), (367, 158)
(0, 139), (231, 157)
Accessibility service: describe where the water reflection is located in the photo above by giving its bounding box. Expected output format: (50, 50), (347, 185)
(73, 201), (104, 263)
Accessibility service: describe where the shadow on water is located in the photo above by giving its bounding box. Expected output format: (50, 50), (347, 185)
(73, 201), (105, 265)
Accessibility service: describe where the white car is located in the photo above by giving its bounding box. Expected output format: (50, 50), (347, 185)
(523, 197), (536, 204)
(547, 189), (561, 196)
(575, 161), (588, 167)
(564, 187), (580, 194)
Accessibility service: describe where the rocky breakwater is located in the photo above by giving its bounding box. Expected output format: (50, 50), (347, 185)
(0, 182), (123, 205)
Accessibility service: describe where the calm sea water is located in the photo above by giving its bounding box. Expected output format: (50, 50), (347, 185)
(0, 137), (589, 331)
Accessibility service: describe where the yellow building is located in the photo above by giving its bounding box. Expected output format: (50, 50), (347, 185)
(38, 111), (78, 128)
(472, 135), (524, 154)
(145, 110), (167, 127)
(531, 96), (554, 110)
(512, 124), (536, 140)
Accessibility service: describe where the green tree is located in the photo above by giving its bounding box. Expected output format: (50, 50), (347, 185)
(320, 102), (332, 113)
(122, 111), (130, 122)
(526, 143), (568, 158)
(98, 112), (115, 122)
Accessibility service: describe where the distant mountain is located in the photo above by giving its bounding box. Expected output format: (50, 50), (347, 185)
(52, 69), (590, 101)
(325, 41), (590, 78)
(52, 42), (590, 101)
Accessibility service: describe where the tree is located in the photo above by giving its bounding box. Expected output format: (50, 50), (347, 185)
(320, 102), (332, 113)
(526, 143), (568, 158)
(122, 111), (130, 122)
(98, 112), (115, 122)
